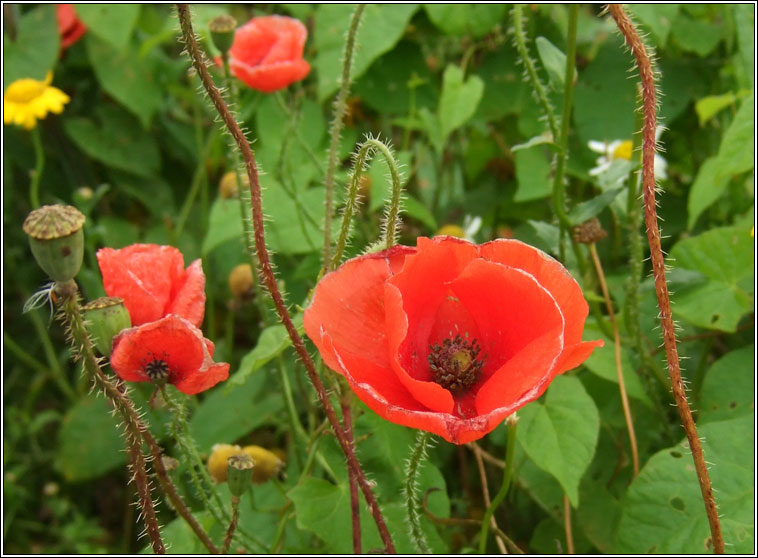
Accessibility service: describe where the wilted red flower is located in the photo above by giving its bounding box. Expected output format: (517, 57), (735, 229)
(57, 4), (87, 49)
(97, 244), (205, 328)
(110, 315), (229, 395)
(228, 15), (310, 93)
(304, 236), (603, 444)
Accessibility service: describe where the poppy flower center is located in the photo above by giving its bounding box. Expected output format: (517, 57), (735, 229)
(144, 358), (170, 384)
(427, 334), (485, 394)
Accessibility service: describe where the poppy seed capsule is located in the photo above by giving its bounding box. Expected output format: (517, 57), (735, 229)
(82, 297), (131, 356)
(23, 205), (85, 283)
(226, 453), (254, 497)
(209, 15), (238, 54)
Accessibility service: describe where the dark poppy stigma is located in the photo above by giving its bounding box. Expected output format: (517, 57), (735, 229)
(144, 358), (170, 383)
(427, 334), (485, 394)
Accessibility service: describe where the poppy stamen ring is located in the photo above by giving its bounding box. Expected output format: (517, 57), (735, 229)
(427, 333), (485, 394)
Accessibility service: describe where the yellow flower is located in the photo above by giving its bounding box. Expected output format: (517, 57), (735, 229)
(588, 126), (667, 181)
(4, 72), (70, 130)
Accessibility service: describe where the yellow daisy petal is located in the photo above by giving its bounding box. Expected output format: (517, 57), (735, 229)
(3, 73), (70, 130)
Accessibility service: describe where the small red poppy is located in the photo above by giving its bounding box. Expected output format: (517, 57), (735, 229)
(227, 15), (311, 93)
(110, 315), (229, 395)
(97, 244), (205, 328)
(57, 4), (87, 49)
(304, 236), (603, 444)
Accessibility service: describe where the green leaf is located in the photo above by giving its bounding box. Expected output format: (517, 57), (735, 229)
(616, 415), (754, 553)
(670, 14), (722, 57)
(536, 36), (572, 90)
(86, 35), (163, 128)
(514, 146), (552, 202)
(732, 4), (755, 89)
(698, 344), (755, 424)
(669, 226), (754, 332)
(75, 4), (140, 52)
(511, 134), (558, 153)
(567, 186), (625, 226)
(625, 4), (680, 47)
(437, 65), (484, 145)
(686, 157), (729, 229)
(202, 198), (244, 256)
(263, 181), (330, 255)
(403, 195), (437, 231)
(714, 93), (755, 182)
(314, 4), (419, 101)
(63, 106), (161, 178)
(423, 5), (507, 38)
(230, 315), (304, 387)
(516, 375), (600, 507)
(3, 5), (59, 89)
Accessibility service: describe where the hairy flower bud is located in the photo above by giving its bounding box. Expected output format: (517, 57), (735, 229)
(82, 297), (131, 355)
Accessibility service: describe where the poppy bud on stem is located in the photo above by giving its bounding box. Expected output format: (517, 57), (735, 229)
(23, 204), (85, 284)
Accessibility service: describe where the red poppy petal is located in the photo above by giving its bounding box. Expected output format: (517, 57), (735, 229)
(554, 339), (604, 375)
(167, 259), (206, 327)
(57, 4), (86, 49)
(230, 19), (277, 66)
(98, 245), (184, 326)
(109, 316), (207, 386)
(231, 59), (311, 93)
(480, 239), (589, 346)
(173, 363), (230, 395)
(261, 17), (307, 64)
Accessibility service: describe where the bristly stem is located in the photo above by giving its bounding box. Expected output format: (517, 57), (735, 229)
(176, 6), (396, 552)
(588, 242), (639, 475)
(477, 414), (518, 553)
(608, 4), (725, 554)
(405, 430), (433, 554)
(512, 4), (559, 140)
(221, 496), (241, 554)
(340, 392), (362, 554)
(30, 125), (44, 208)
(323, 4), (365, 270)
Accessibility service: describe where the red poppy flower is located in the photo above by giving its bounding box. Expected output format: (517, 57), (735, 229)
(57, 4), (87, 49)
(97, 244), (205, 328)
(304, 236), (603, 444)
(227, 15), (311, 93)
(110, 315), (229, 395)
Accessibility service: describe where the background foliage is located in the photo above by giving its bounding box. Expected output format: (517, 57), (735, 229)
(3, 4), (754, 554)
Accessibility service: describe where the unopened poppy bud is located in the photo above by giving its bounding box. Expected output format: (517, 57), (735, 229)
(209, 15), (237, 54)
(436, 224), (466, 239)
(229, 263), (254, 299)
(82, 297), (131, 355)
(227, 453), (254, 497)
(207, 443), (243, 483)
(243, 445), (285, 484)
(218, 170), (248, 199)
(23, 205), (85, 283)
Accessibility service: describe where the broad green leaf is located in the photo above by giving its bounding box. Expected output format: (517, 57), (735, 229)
(625, 4), (680, 47)
(3, 5), (59, 89)
(616, 415), (754, 553)
(536, 36), (573, 90)
(229, 315), (304, 387)
(63, 106), (161, 178)
(86, 35), (163, 128)
(714, 93), (755, 182)
(474, 44), (528, 122)
(695, 92), (739, 126)
(698, 345), (755, 424)
(403, 195), (437, 231)
(189, 371), (283, 450)
(733, 4), (755, 89)
(202, 198), (243, 256)
(687, 157), (729, 229)
(567, 186), (625, 226)
(262, 181), (329, 255)
(76, 4), (140, 52)
(314, 4), (418, 101)
(670, 14), (722, 57)
(516, 375), (600, 507)
(669, 226), (754, 332)
(423, 4), (507, 38)
(437, 65), (484, 146)
(514, 146), (552, 202)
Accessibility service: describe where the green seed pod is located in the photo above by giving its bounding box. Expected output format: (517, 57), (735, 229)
(82, 297), (131, 356)
(226, 453), (254, 498)
(209, 15), (237, 54)
(23, 205), (85, 283)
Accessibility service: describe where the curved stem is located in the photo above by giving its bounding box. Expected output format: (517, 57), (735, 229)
(323, 4), (365, 269)
(30, 126), (44, 208)
(608, 5), (725, 553)
(564, 493), (574, 554)
(589, 242), (639, 476)
(478, 415), (517, 553)
(176, 7), (395, 552)
(405, 430), (433, 554)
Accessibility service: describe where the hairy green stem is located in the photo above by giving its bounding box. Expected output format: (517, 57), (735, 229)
(221, 496), (241, 554)
(405, 430), (433, 554)
(29, 126), (44, 208)
(323, 4), (365, 269)
(478, 415), (518, 553)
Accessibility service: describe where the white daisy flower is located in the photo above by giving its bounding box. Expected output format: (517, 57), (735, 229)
(588, 126), (667, 181)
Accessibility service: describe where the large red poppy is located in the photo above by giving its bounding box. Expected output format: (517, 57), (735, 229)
(227, 15), (311, 93)
(97, 244), (205, 328)
(304, 236), (603, 444)
(110, 315), (229, 395)
(56, 4), (87, 49)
